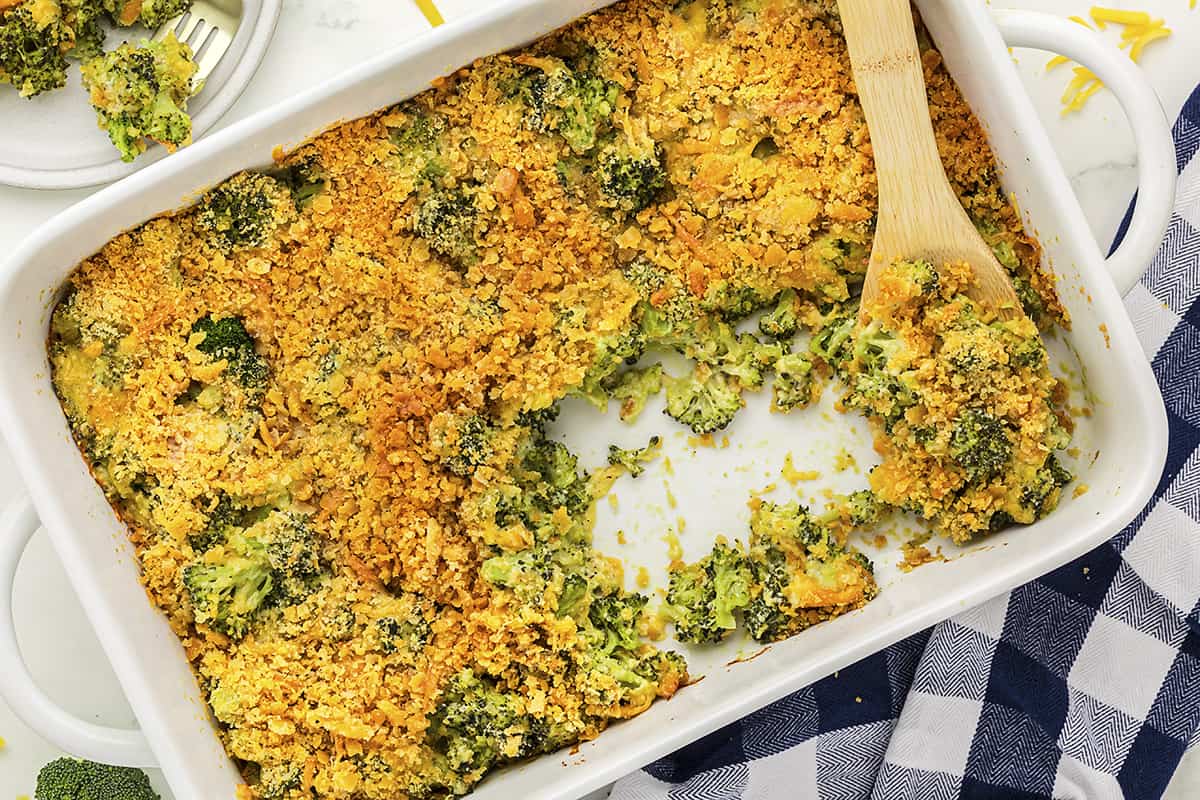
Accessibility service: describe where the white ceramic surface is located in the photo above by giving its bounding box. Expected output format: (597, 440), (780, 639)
(0, 0), (282, 189)
(0, 0), (1185, 798)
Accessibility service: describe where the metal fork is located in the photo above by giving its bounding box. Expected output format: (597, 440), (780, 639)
(151, 0), (241, 84)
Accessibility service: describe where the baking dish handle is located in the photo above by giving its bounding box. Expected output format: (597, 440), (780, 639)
(0, 499), (157, 767)
(992, 10), (1176, 296)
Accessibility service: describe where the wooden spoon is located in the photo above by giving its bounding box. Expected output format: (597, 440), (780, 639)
(837, 0), (1020, 320)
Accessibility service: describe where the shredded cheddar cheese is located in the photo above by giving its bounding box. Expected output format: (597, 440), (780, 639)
(413, 0), (443, 27)
(1050, 7), (1172, 115)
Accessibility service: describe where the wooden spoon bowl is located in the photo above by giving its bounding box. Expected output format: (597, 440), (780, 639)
(837, 0), (1021, 321)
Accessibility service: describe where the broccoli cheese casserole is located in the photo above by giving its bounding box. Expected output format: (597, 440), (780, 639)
(48, 1), (1072, 797)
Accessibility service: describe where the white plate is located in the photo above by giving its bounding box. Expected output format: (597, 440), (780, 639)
(0, 0), (281, 190)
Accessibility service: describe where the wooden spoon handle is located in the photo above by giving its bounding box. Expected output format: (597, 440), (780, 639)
(837, 0), (951, 216)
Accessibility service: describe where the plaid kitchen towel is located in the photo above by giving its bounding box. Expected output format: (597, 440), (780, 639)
(610, 87), (1200, 800)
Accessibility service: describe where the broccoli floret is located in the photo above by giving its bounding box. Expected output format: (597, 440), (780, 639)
(376, 610), (431, 655)
(597, 137), (668, 213)
(949, 409), (1012, 482)
(103, 0), (193, 27)
(587, 592), (647, 655)
(896, 259), (941, 295)
(190, 492), (244, 553)
(190, 314), (268, 393)
(426, 670), (550, 792)
(182, 534), (275, 638)
(388, 105), (448, 181)
(65, 0), (106, 60)
(80, 31), (198, 162)
(415, 188), (478, 268)
(809, 314), (855, 374)
(683, 319), (781, 391)
(607, 435), (661, 478)
(0, 4), (69, 97)
(517, 55), (618, 154)
(1012, 274), (1046, 325)
(35, 758), (158, 800)
(572, 327), (647, 410)
(610, 365), (663, 421)
(197, 172), (296, 251)
(1008, 330), (1047, 369)
(743, 501), (876, 642)
(259, 511), (323, 602)
(515, 404), (560, 437)
(322, 605), (358, 641)
(845, 321), (917, 428)
(134, 0), (192, 27)
(700, 280), (770, 321)
(759, 288), (799, 339)
(254, 764), (301, 800)
(516, 437), (592, 520)
(1019, 453), (1073, 517)
(480, 544), (556, 602)
(279, 146), (328, 207)
(182, 511), (322, 637)
(621, 257), (669, 300)
(667, 541), (752, 643)
(434, 413), (496, 477)
(771, 351), (816, 413)
(842, 489), (882, 528)
(663, 367), (743, 435)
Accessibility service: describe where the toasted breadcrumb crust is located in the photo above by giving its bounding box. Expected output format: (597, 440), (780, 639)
(48, 1), (1064, 797)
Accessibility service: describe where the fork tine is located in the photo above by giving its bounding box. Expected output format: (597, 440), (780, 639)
(152, 11), (190, 42)
(183, 18), (208, 49)
(193, 23), (233, 82)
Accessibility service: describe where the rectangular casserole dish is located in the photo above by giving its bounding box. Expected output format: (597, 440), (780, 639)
(0, 1), (1175, 798)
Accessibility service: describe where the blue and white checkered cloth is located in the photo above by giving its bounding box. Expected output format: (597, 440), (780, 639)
(612, 86), (1200, 800)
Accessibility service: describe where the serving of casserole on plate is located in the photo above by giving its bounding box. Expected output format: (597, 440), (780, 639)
(0, 1), (1174, 799)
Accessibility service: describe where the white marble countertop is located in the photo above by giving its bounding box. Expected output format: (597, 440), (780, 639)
(0, 0), (1197, 796)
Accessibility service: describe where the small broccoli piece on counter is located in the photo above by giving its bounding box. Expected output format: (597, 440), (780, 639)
(848, 259), (1073, 542)
(197, 171), (297, 251)
(759, 288), (799, 339)
(663, 366), (743, 435)
(772, 351), (817, 413)
(190, 314), (268, 394)
(607, 436), (661, 478)
(103, 0), (194, 28)
(515, 53), (619, 154)
(666, 541), (753, 643)
(742, 501), (877, 643)
(80, 32), (198, 162)
(415, 187), (478, 268)
(0, 2), (71, 97)
(597, 135), (668, 214)
(36, 758), (159, 800)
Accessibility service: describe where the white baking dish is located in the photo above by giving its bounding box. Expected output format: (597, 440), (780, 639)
(0, 2), (1176, 798)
